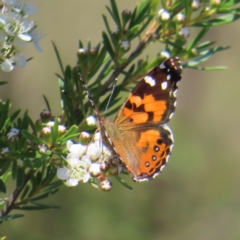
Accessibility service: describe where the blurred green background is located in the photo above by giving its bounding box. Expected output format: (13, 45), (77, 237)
(1, 0), (240, 239)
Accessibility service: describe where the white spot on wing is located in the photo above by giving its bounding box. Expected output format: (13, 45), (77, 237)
(161, 81), (168, 90)
(159, 63), (166, 69)
(160, 165), (165, 171)
(173, 90), (177, 97)
(167, 74), (171, 80)
(144, 75), (156, 86)
(162, 124), (174, 146)
(169, 112), (174, 119)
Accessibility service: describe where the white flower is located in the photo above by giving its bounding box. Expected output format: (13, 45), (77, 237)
(66, 156), (81, 166)
(14, 54), (27, 68)
(31, 30), (43, 52)
(0, 0), (42, 71)
(120, 40), (130, 50)
(67, 140), (86, 158)
(58, 133), (122, 190)
(7, 128), (19, 139)
(81, 155), (92, 166)
(15, 2), (38, 16)
(3, 0), (37, 16)
(65, 178), (79, 187)
(5, 16), (34, 39)
(57, 168), (80, 187)
(86, 115), (96, 126)
(57, 153), (92, 186)
(57, 167), (68, 180)
(13, 36), (27, 48)
(86, 142), (102, 161)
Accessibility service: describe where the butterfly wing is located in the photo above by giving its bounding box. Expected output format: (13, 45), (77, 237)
(133, 125), (174, 181)
(104, 123), (174, 181)
(103, 57), (182, 181)
(114, 57), (182, 128)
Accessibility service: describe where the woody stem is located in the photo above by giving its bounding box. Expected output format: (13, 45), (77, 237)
(100, 25), (162, 96)
(0, 169), (34, 223)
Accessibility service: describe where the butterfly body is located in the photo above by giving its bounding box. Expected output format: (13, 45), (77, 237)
(94, 57), (182, 182)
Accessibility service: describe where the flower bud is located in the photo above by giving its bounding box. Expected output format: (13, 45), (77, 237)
(100, 161), (110, 172)
(179, 27), (190, 38)
(122, 9), (132, 26)
(86, 115), (96, 126)
(100, 179), (112, 191)
(191, 0), (200, 9)
(158, 9), (170, 21)
(40, 110), (51, 123)
(38, 144), (47, 154)
(89, 163), (102, 177)
(176, 13), (185, 22)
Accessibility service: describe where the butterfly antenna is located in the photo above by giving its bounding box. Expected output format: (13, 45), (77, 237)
(77, 68), (101, 118)
(105, 77), (118, 114)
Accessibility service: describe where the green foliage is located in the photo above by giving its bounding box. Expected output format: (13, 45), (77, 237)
(0, 0), (239, 226)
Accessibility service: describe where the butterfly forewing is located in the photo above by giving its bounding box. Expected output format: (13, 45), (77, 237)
(114, 57), (182, 127)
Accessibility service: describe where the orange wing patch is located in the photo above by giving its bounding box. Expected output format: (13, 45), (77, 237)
(135, 129), (173, 179)
(122, 93), (167, 124)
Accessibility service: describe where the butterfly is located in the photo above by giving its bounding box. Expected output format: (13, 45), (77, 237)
(80, 57), (182, 182)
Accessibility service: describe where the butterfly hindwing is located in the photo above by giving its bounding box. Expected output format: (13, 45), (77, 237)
(134, 125), (174, 181)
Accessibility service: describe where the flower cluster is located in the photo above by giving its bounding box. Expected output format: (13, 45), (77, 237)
(57, 131), (124, 191)
(0, 0), (43, 72)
